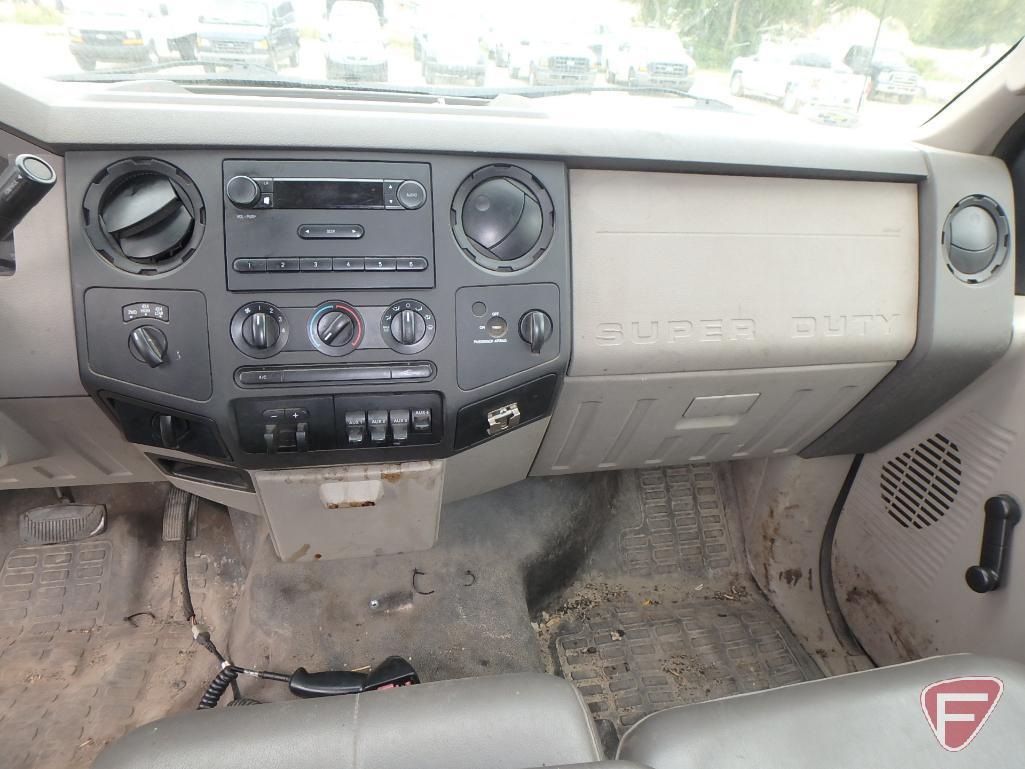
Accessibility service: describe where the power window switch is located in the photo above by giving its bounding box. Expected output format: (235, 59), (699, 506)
(344, 411), (367, 446)
(412, 408), (432, 434)
(367, 409), (389, 444)
(389, 409), (410, 443)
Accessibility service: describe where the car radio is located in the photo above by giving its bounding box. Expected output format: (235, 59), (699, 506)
(223, 159), (434, 292)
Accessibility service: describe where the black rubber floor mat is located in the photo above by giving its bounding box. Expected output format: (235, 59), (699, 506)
(0, 488), (244, 769)
(540, 466), (822, 739)
(620, 466), (735, 577)
(541, 584), (821, 735)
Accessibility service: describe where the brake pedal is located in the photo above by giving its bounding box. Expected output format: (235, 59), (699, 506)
(19, 502), (106, 545)
(162, 487), (198, 542)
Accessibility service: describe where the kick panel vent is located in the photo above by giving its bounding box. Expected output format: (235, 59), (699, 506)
(880, 433), (962, 529)
(83, 158), (205, 275)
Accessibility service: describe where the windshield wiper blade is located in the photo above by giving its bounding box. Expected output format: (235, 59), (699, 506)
(489, 84), (734, 111)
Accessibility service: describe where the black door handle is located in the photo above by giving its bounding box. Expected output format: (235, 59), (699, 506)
(965, 494), (1021, 593)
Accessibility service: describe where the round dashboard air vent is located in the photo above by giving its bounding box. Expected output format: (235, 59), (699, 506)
(83, 158), (205, 275)
(451, 164), (554, 272)
(942, 195), (1009, 284)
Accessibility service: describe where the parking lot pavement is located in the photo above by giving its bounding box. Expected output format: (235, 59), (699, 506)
(2, 22), (938, 135)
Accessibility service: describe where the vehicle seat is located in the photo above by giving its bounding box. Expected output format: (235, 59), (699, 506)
(92, 672), (605, 769)
(617, 654), (1025, 769)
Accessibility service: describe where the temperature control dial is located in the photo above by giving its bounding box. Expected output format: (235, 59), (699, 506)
(309, 301), (363, 357)
(231, 302), (288, 358)
(382, 299), (436, 354)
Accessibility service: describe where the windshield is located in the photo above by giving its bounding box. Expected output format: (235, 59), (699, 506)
(202, 1), (269, 26)
(5, 0), (1022, 134)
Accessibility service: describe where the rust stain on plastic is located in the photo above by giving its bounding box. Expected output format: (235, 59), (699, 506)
(325, 500), (376, 509)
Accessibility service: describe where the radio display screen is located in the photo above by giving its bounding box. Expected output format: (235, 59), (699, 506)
(274, 179), (384, 209)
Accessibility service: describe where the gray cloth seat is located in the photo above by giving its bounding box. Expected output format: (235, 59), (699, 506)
(92, 672), (604, 769)
(618, 653), (1025, 769)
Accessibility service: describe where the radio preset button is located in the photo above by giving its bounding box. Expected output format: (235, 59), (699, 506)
(396, 257), (428, 271)
(267, 258), (300, 272)
(300, 257), (332, 271)
(298, 224), (364, 240)
(233, 258), (267, 273)
(397, 180), (427, 210)
(333, 257), (365, 271)
(366, 257), (396, 271)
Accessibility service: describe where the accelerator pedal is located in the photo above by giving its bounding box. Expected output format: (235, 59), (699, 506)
(19, 502), (106, 545)
(162, 487), (198, 542)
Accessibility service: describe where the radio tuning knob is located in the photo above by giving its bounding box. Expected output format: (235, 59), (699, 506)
(226, 175), (260, 207)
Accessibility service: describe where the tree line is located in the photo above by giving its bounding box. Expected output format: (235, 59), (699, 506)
(632, 0), (1024, 67)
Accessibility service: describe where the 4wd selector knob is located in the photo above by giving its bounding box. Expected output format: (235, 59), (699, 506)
(128, 325), (168, 367)
(382, 299), (436, 354)
(225, 175), (260, 207)
(309, 301), (363, 357)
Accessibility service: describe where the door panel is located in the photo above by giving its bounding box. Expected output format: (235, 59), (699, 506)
(833, 298), (1025, 664)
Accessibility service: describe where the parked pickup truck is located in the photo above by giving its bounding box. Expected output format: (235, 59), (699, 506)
(605, 27), (696, 92)
(730, 43), (863, 124)
(844, 45), (920, 104)
(521, 37), (597, 87)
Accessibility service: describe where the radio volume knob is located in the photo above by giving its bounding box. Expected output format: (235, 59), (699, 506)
(226, 175), (260, 207)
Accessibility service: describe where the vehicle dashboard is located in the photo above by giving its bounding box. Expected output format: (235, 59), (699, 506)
(0, 79), (1015, 524)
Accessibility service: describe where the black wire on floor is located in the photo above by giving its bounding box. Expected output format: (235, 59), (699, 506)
(178, 491), (241, 701)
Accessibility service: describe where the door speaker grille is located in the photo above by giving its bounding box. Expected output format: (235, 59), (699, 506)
(880, 433), (962, 529)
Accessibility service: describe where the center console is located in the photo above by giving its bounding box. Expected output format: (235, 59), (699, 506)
(66, 152), (569, 470)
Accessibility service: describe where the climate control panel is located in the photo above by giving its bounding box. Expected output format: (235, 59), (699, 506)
(229, 299), (439, 360)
